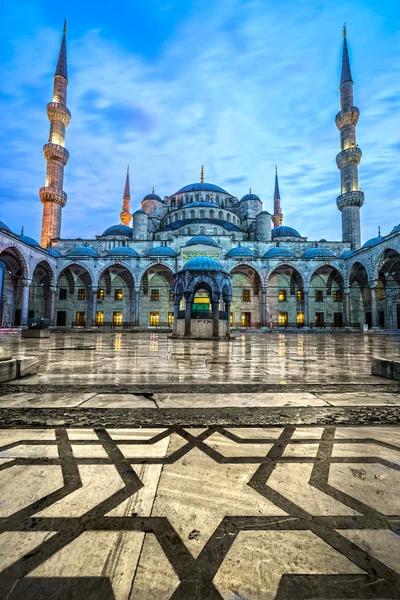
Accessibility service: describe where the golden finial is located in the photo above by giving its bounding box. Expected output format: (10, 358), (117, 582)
(378, 226), (381, 236)
(21, 226), (24, 236)
(152, 187), (155, 194)
(200, 165), (204, 183)
(343, 23), (346, 38)
(275, 165), (277, 175)
(127, 165), (129, 174)
(249, 187), (252, 194)
(63, 19), (67, 34)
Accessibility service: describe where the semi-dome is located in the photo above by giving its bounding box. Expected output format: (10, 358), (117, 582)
(185, 235), (218, 248)
(164, 218), (240, 232)
(341, 249), (354, 259)
(0, 221), (11, 233)
(181, 201), (220, 209)
(258, 210), (271, 216)
(67, 246), (99, 258)
(146, 246), (177, 258)
(225, 246), (255, 258)
(175, 182), (229, 195)
(102, 224), (132, 237)
(302, 248), (336, 259)
(391, 224), (400, 234)
(272, 226), (301, 239)
(134, 209), (146, 214)
(143, 192), (163, 202)
(240, 192), (261, 202)
(182, 256), (222, 271)
(107, 246), (139, 258)
(19, 234), (41, 248)
(264, 247), (295, 258)
(362, 235), (383, 249)
(46, 248), (60, 257)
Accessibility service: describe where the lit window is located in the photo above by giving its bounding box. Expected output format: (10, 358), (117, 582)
(315, 290), (323, 302)
(230, 312), (234, 326)
(151, 289), (159, 301)
(96, 311), (104, 325)
(242, 290), (251, 302)
(169, 289), (174, 301)
(278, 312), (288, 326)
(297, 290), (304, 301)
(114, 289), (123, 300)
(297, 312), (304, 325)
(97, 288), (105, 301)
(168, 312), (174, 326)
(78, 289), (85, 301)
(333, 290), (342, 302)
(241, 312), (251, 327)
(113, 311), (123, 326)
(75, 311), (85, 326)
(278, 290), (287, 301)
(150, 312), (159, 326)
(59, 288), (67, 300)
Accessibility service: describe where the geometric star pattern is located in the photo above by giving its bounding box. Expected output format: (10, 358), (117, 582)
(0, 426), (399, 599)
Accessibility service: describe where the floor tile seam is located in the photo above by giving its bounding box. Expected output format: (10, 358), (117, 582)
(76, 392), (99, 407)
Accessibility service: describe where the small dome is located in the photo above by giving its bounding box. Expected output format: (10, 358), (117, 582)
(175, 182), (229, 195)
(302, 247), (336, 259)
(272, 226), (301, 239)
(341, 249), (354, 259)
(226, 246), (255, 258)
(146, 246), (177, 258)
(67, 246), (99, 258)
(240, 193), (261, 202)
(362, 235), (383, 248)
(257, 211), (271, 216)
(319, 238), (327, 242)
(134, 209), (146, 215)
(0, 221), (12, 233)
(19, 234), (41, 247)
(46, 248), (60, 257)
(391, 224), (400, 234)
(107, 246), (139, 258)
(183, 256), (222, 271)
(143, 192), (162, 202)
(181, 201), (220, 209)
(102, 224), (132, 237)
(185, 235), (218, 248)
(264, 247), (295, 258)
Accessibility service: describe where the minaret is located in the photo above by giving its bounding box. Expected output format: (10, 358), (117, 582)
(120, 166), (132, 225)
(272, 166), (283, 228)
(335, 25), (364, 248)
(40, 20), (70, 247)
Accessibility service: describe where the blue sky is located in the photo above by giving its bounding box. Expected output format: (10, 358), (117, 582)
(0, 0), (399, 243)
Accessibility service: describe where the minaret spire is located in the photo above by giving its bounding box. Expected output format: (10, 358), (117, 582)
(272, 166), (283, 228)
(200, 165), (204, 183)
(120, 166), (132, 226)
(40, 21), (71, 247)
(335, 26), (364, 248)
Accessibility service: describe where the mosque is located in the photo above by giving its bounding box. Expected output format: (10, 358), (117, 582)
(0, 24), (399, 337)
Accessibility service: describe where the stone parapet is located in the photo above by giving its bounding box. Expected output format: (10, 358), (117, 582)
(47, 101), (71, 126)
(43, 142), (69, 165)
(336, 190), (365, 211)
(39, 186), (68, 207)
(335, 106), (359, 129)
(336, 147), (362, 169)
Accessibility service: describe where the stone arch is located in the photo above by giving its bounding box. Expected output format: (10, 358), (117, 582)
(230, 264), (263, 327)
(28, 259), (54, 321)
(56, 263), (93, 327)
(267, 264), (305, 327)
(349, 261), (370, 327)
(373, 248), (400, 329)
(138, 263), (175, 327)
(0, 245), (30, 326)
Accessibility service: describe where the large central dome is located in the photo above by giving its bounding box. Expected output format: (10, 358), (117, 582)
(174, 182), (230, 195)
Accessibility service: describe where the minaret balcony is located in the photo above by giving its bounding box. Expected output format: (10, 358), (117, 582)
(43, 143), (69, 165)
(47, 102), (71, 126)
(336, 190), (364, 211)
(335, 107), (359, 129)
(336, 147), (362, 169)
(39, 186), (67, 207)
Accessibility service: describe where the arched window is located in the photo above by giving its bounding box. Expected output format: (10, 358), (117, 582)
(218, 210), (223, 220)
(174, 213), (178, 222)
(195, 194), (199, 201)
(227, 213), (231, 222)
(216, 195), (219, 203)
(200, 210), (205, 219)
(190, 195), (193, 202)
(190, 210), (195, 219)
(206, 194), (210, 202)
(182, 210), (186, 219)
(200, 226), (205, 234)
(210, 210), (215, 219)
(232, 234), (236, 242)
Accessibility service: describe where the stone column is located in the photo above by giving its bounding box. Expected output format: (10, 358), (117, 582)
(184, 293), (192, 337)
(91, 287), (98, 327)
(20, 281), (30, 327)
(303, 289), (310, 328)
(135, 290), (140, 326)
(344, 288), (351, 327)
(212, 297), (220, 338)
(49, 286), (57, 326)
(370, 286), (379, 328)
(173, 301), (180, 335)
(261, 287), (267, 327)
(386, 298), (394, 330)
(226, 302), (231, 338)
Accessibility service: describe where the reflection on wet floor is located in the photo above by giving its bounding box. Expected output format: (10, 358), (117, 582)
(0, 331), (398, 385)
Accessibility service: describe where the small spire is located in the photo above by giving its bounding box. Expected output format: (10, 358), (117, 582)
(21, 226), (24, 236)
(55, 20), (68, 81)
(200, 165), (204, 183)
(123, 166), (130, 198)
(378, 226), (381, 237)
(152, 187), (155, 194)
(340, 25), (353, 85)
(249, 187), (252, 194)
(274, 166), (280, 199)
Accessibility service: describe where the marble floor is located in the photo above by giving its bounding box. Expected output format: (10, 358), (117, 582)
(0, 330), (399, 384)
(0, 424), (399, 599)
